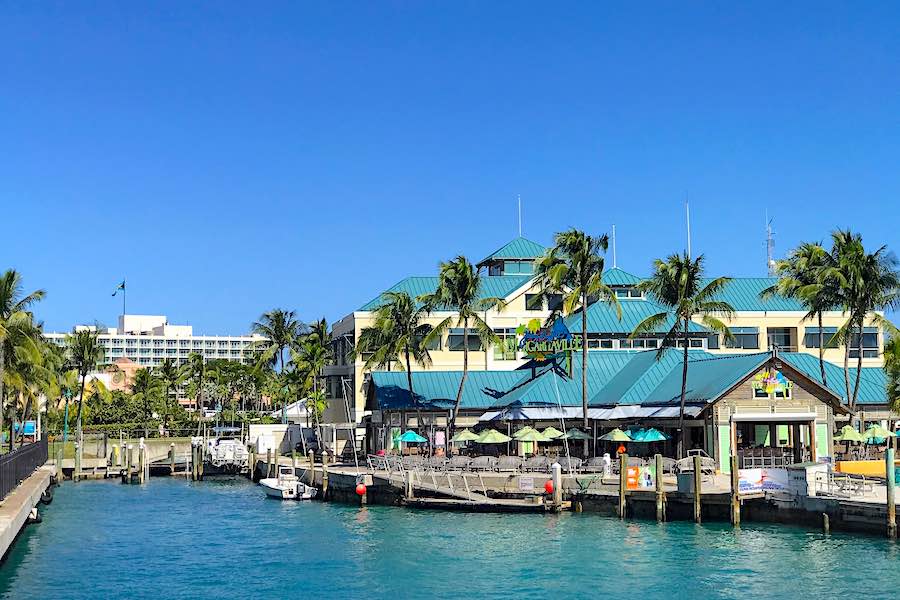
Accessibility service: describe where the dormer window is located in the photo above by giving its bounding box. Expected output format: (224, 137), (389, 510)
(614, 287), (643, 299)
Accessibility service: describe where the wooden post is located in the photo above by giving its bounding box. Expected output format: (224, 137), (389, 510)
(808, 421), (817, 463)
(138, 445), (146, 484)
(618, 453), (628, 519)
(551, 462), (562, 511)
(886, 448), (896, 540)
(56, 446), (64, 482)
(730, 454), (740, 527)
(190, 444), (197, 480)
(74, 443), (81, 483)
(823, 513), (830, 534)
(198, 443), (204, 480)
(405, 469), (414, 499)
(266, 449), (272, 479)
(169, 443), (176, 476)
(322, 454), (329, 499)
(307, 450), (315, 485)
(654, 453), (665, 523)
(291, 451), (297, 475)
(126, 445), (133, 483)
(692, 454), (702, 524)
(248, 450), (255, 480)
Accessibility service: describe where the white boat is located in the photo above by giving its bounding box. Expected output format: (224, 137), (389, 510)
(260, 465), (318, 500)
(203, 435), (250, 474)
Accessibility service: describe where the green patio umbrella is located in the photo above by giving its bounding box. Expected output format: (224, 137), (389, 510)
(450, 428), (481, 443)
(834, 425), (866, 443)
(598, 428), (633, 442)
(863, 424), (896, 444)
(512, 426), (538, 439)
(477, 429), (512, 444)
(398, 430), (428, 443)
(541, 426), (564, 439)
(561, 428), (592, 441)
(514, 429), (552, 443)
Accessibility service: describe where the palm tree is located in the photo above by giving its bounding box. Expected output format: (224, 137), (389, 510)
(535, 229), (620, 453)
(65, 329), (105, 446)
(359, 293), (432, 431)
(885, 337), (900, 425)
(131, 368), (162, 437)
(252, 309), (303, 374)
(0, 270), (45, 442)
(631, 253), (735, 458)
(762, 242), (838, 385)
(421, 257), (505, 436)
(826, 230), (900, 412)
(155, 358), (183, 433)
(184, 352), (206, 432)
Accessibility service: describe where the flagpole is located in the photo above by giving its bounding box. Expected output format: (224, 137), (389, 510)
(122, 279), (126, 319)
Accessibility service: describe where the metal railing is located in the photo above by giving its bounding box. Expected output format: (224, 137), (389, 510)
(0, 439), (48, 501)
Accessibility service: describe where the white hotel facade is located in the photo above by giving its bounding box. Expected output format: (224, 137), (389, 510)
(44, 314), (264, 368)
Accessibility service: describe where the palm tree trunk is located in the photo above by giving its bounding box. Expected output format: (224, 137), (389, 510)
(852, 323), (864, 409)
(0, 344), (5, 448)
(678, 318), (690, 459)
(449, 317), (469, 437)
(817, 312), (827, 386)
(75, 373), (87, 447)
(405, 345), (425, 451)
(581, 292), (589, 456)
(843, 327), (852, 413)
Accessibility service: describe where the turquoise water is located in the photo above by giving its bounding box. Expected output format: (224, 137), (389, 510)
(1, 478), (899, 599)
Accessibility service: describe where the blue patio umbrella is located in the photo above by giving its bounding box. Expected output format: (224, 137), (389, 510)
(398, 430), (428, 443)
(627, 427), (670, 443)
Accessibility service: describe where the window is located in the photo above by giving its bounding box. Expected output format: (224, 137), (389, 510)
(766, 328), (794, 350)
(547, 294), (563, 312)
(525, 294), (543, 311)
(448, 328), (482, 351)
(615, 288), (644, 299)
(493, 328), (517, 360)
(725, 327), (760, 349)
(754, 386), (792, 400)
(850, 327), (879, 359)
(803, 327), (839, 349)
(424, 334), (441, 351)
(504, 260), (534, 275)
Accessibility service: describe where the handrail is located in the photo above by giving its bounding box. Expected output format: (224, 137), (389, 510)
(0, 439), (48, 501)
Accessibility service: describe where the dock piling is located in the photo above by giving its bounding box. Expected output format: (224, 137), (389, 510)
(169, 443), (175, 476)
(307, 451), (315, 485)
(654, 453), (665, 522)
(266, 449), (272, 479)
(74, 442), (81, 483)
(618, 453), (627, 519)
(56, 447), (64, 482)
(551, 462), (562, 511)
(692, 455), (702, 524)
(730, 454), (740, 527)
(322, 455), (329, 499)
(823, 513), (830, 534)
(126, 444), (133, 483)
(886, 448), (896, 540)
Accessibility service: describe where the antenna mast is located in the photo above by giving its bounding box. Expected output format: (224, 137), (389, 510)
(517, 194), (522, 237)
(766, 211), (776, 276)
(611, 224), (617, 268)
(685, 197), (692, 258)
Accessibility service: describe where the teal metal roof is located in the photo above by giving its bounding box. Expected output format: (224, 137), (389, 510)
(645, 353), (772, 406)
(603, 268), (643, 286)
(478, 237), (546, 265)
(779, 352), (886, 406)
(359, 275), (533, 311)
(702, 278), (806, 312)
(564, 298), (710, 334)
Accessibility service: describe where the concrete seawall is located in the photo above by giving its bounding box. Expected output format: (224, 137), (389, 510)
(0, 465), (53, 560)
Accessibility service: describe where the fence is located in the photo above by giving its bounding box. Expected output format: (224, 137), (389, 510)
(0, 439), (48, 501)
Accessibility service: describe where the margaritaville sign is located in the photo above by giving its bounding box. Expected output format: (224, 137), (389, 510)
(517, 318), (582, 360)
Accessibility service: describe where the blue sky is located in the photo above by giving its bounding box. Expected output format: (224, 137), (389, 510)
(3, 3), (899, 334)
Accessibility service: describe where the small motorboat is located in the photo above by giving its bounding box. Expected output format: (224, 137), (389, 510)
(260, 465), (318, 500)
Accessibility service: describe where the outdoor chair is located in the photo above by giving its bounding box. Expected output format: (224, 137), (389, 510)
(469, 456), (497, 471)
(496, 456), (523, 472)
(660, 457), (677, 475)
(558, 456), (582, 472)
(523, 455), (550, 473)
(425, 456), (447, 470)
(582, 457), (607, 474)
(446, 455), (472, 471)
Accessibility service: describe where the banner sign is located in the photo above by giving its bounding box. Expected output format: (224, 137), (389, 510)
(517, 318), (582, 360)
(738, 468), (789, 493)
(751, 370), (793, 395)
(626, 465), (656, 490)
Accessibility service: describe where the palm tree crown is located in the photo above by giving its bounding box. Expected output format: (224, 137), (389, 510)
(65, 328), (106, 444)
(535, 229), (620, 451)
(631, 253), (735, 457)
(420, 256), (504, 435)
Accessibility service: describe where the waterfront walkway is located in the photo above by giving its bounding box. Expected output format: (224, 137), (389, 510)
(0, 465), (52, 559)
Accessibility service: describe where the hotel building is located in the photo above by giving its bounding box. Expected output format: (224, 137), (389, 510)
(326, 237), (890, 460)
